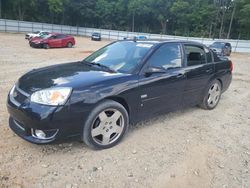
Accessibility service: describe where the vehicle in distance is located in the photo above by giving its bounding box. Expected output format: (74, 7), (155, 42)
(7, 40), (232, 149)
(29, 33), (75, 49)
(25, 31), (50, 40)
(91, 32), (101, 41)
(134, 36), (147, 40)
(209, 41), (232, 56)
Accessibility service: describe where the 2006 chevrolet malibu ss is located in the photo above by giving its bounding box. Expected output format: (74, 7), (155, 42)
(7, 40), (232, 149)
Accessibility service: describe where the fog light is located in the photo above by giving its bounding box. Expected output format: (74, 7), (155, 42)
(34, 130), (46, 139)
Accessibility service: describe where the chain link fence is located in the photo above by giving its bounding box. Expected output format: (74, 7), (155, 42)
(0, 19), (250, 53)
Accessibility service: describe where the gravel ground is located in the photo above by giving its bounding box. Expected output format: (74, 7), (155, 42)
(0, 33), (249, 188)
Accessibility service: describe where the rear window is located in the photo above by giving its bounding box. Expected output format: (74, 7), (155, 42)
(184, 45), (206, 66)
(205, 47), (213, 63)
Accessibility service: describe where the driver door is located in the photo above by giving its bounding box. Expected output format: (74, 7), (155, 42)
(48, 35), (62, 47)
(137, 43), (186, 118)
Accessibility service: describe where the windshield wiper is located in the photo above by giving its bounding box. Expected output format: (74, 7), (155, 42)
(81, 60), (116, 73)
(92, 62), (117, 73)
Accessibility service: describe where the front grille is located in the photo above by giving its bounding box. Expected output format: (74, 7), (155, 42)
(12, 87), (29, 104)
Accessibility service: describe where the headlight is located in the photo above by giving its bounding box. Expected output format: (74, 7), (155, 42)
(30, 87), (72, 106)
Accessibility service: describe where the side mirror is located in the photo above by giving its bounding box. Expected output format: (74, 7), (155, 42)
(144, 66), (166, 77)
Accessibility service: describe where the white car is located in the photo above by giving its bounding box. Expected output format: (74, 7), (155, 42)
(25, 31), (50, 40)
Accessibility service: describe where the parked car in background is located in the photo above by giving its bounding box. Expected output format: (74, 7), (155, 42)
(25, 31), (50, 40)
(7, 40), (232, 149)
(29, 33), (75, 49)
(209, 42), (232, 56)
(91, 32), (101, 41)
(134, 36), (147, 40)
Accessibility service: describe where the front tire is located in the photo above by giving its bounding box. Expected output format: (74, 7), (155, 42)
(200, 80), (222, 110)
(43, 43), (50, 49)
(82, 100), (129, 149)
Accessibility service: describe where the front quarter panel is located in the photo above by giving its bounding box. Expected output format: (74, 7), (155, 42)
(69, 74), (140, 122)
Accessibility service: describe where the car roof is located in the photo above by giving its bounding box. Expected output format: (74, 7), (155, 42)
(119, 39), (207, 47)
(211, 41), (231, 45)
(50, 32), (68, 36)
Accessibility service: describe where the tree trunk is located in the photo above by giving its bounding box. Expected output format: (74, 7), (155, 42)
(0, 0), (2, 19)
(227, 2), (236, 39)
(132, 11), (135, 32)
(160, 20), (166, 34)
(17, 0), (25, 21)
(209, 22), (213, 38)
(212, 0), (221, 38)
(219, 0), (226, 38)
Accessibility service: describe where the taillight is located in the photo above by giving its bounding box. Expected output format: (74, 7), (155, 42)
(229, 60), (233, 72)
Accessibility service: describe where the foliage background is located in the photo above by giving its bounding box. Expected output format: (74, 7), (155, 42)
(1, 0), (250, 39)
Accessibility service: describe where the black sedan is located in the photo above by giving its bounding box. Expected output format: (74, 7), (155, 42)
(7, 40), (232, 149)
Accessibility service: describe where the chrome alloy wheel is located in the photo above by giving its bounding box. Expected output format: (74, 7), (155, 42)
(91, 108), (125, 146)
(207, 83), (221, 108)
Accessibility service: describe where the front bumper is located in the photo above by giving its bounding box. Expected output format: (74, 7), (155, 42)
(91, 37), (101, 41)
(6, 87), (86, 144)
(9, 117), (58, 144)
(29, 42), (43, 48)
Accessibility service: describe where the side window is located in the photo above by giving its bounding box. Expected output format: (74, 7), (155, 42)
(57, 34), (66, 39)
(204, 47), (213, 63)
(185, 45), (206, 66)
(147, 43), (182, 70)
(50, 35), (56, 39)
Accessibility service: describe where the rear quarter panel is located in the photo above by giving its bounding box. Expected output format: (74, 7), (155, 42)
(214, 60), (232, 92)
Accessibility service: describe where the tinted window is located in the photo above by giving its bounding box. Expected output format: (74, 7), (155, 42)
(57, 34), (66, 39)
(50, 35), (56, 39)
(147, 43), (182, 70)
(185, 45), (206, 66)
(204, 47), (213, 63)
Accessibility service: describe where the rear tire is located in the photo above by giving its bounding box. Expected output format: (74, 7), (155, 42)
(67, 42), (73, 48)
(200, 80), (222, 110)
(82, 100), (129, 149)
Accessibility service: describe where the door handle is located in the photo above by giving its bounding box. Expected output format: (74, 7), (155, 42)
(205, 68), (213, 73)
(176, 73), (185, 78)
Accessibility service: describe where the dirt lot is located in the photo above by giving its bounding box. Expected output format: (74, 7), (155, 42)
(0, 33), (249, 188)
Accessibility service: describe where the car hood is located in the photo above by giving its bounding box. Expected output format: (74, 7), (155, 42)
(30, 37), (43, 42)
(18, 62), (128, 94)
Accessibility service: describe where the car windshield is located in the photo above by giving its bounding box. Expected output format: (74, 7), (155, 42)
(84, 41), (154, 73)
(93, 33), (100, 36)
(34, 31), (40, 34)
(210, 42), (224, 48)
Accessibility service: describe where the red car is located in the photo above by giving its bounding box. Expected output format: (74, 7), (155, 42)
(29, 33), (75, 49)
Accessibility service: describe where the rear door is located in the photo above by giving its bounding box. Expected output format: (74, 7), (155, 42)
(57, 34), (68, 47)
(137, 43), (186, 118)
(182, 44), (215, 107)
